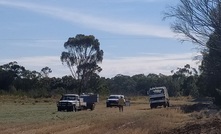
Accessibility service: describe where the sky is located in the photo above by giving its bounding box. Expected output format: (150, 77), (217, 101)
(0, 0), (200, 78)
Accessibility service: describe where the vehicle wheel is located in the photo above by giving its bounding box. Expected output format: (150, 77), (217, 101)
(163, 103), (167, 108)
(106, 103), (110, 108)
(57, 107), (61, 111)
(90, 104), (95, 111)
(150, 104), (153, 109)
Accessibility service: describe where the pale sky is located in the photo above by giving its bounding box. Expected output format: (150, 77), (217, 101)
(0, 0), (199, 78)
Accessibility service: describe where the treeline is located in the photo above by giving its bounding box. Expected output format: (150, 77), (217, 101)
(0, 61), (201, 98)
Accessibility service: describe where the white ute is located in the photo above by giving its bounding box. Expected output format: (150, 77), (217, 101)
(148, 87), (170, 109)
(57, 94), (98, 112)
(106, 95), (125, 107)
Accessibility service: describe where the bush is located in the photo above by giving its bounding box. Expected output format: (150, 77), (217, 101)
(214, 89), (221, 106)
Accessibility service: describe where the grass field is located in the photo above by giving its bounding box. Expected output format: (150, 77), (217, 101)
(0, 96), (196, 134)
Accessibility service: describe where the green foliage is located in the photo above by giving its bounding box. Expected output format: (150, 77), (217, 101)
(0, 60), (205, 99)
(199, 32), (221, 105)
(171, 64), (199, 97)
(0, 69), (14, 90)
(40, 66), (52, 78)
(61, 34), (104, 94)
(165, 0), (221, 105)
(214, 88), (221, 105)
(107, 74), (136, 96)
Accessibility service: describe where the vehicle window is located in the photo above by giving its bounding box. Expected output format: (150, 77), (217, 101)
(109, 96), (119, 99)
(61, 96), (76, 100)
(149, 89), (164, 95)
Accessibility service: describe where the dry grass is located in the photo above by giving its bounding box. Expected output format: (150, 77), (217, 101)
(0, 96), (192, 134)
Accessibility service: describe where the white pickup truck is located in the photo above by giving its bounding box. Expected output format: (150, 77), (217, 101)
(57, 94), (99, 112)
(148, 87), (170, 109)
(106, 95), (125, 107)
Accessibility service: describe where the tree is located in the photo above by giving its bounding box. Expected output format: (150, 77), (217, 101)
(164, 0), (221, 104)
(132, 74), (149, 95)
(0, 61), (42, 94)
(171, 64), (199, 97)
(41, 66), (52, 78)
(199, 32), (221, 103)
(164, 0), (221, 47)
(61, 34), (104, 94)
(0, 61), (26, 78)
(108, 74), (136, 96)
(61, 75), (78, 93)
(0, 68), (14, 91)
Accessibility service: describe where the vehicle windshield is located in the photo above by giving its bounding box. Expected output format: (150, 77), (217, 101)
(61, 96), (77, 100)
(109, 96), (120, 99)
(149, 89), (164, 95)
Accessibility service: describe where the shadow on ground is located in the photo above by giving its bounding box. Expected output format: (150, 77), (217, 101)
(180, 103), (212, 113)
(159, 99), (221, 134)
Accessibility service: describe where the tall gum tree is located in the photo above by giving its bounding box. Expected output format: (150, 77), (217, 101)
(164, 0), (221, 47)
(61, 34), (104, 94)
(164, 0), (221, 104)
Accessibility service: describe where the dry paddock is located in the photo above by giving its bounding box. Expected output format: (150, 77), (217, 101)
(1, 96), (217, 134)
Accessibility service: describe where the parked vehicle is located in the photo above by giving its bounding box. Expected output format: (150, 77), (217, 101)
(106, 95), (125, 107)
(148, 87), (169, 109)
(57, 93), (99, 112)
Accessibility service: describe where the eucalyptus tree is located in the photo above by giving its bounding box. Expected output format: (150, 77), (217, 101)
(0, 67), (14, 91)
(164, 0), (221, 104)
(132, 74), (149, 95)
(199, 33), (221, 103)
(0, 61), (26, 78)
(61, 34), (104, 94)
(41, 66), (52, 78)
(164, 0), (221, 47)
(108, 74), (136, 96)
(172, 64), (199, 97)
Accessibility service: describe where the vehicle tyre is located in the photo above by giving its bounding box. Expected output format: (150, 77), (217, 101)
(90, 104), (95, 111)
(150, 104), (153, 109)
(57, 107), (61, 111)
(163, 103), (167, 108)
(106, 103), (110, 108)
